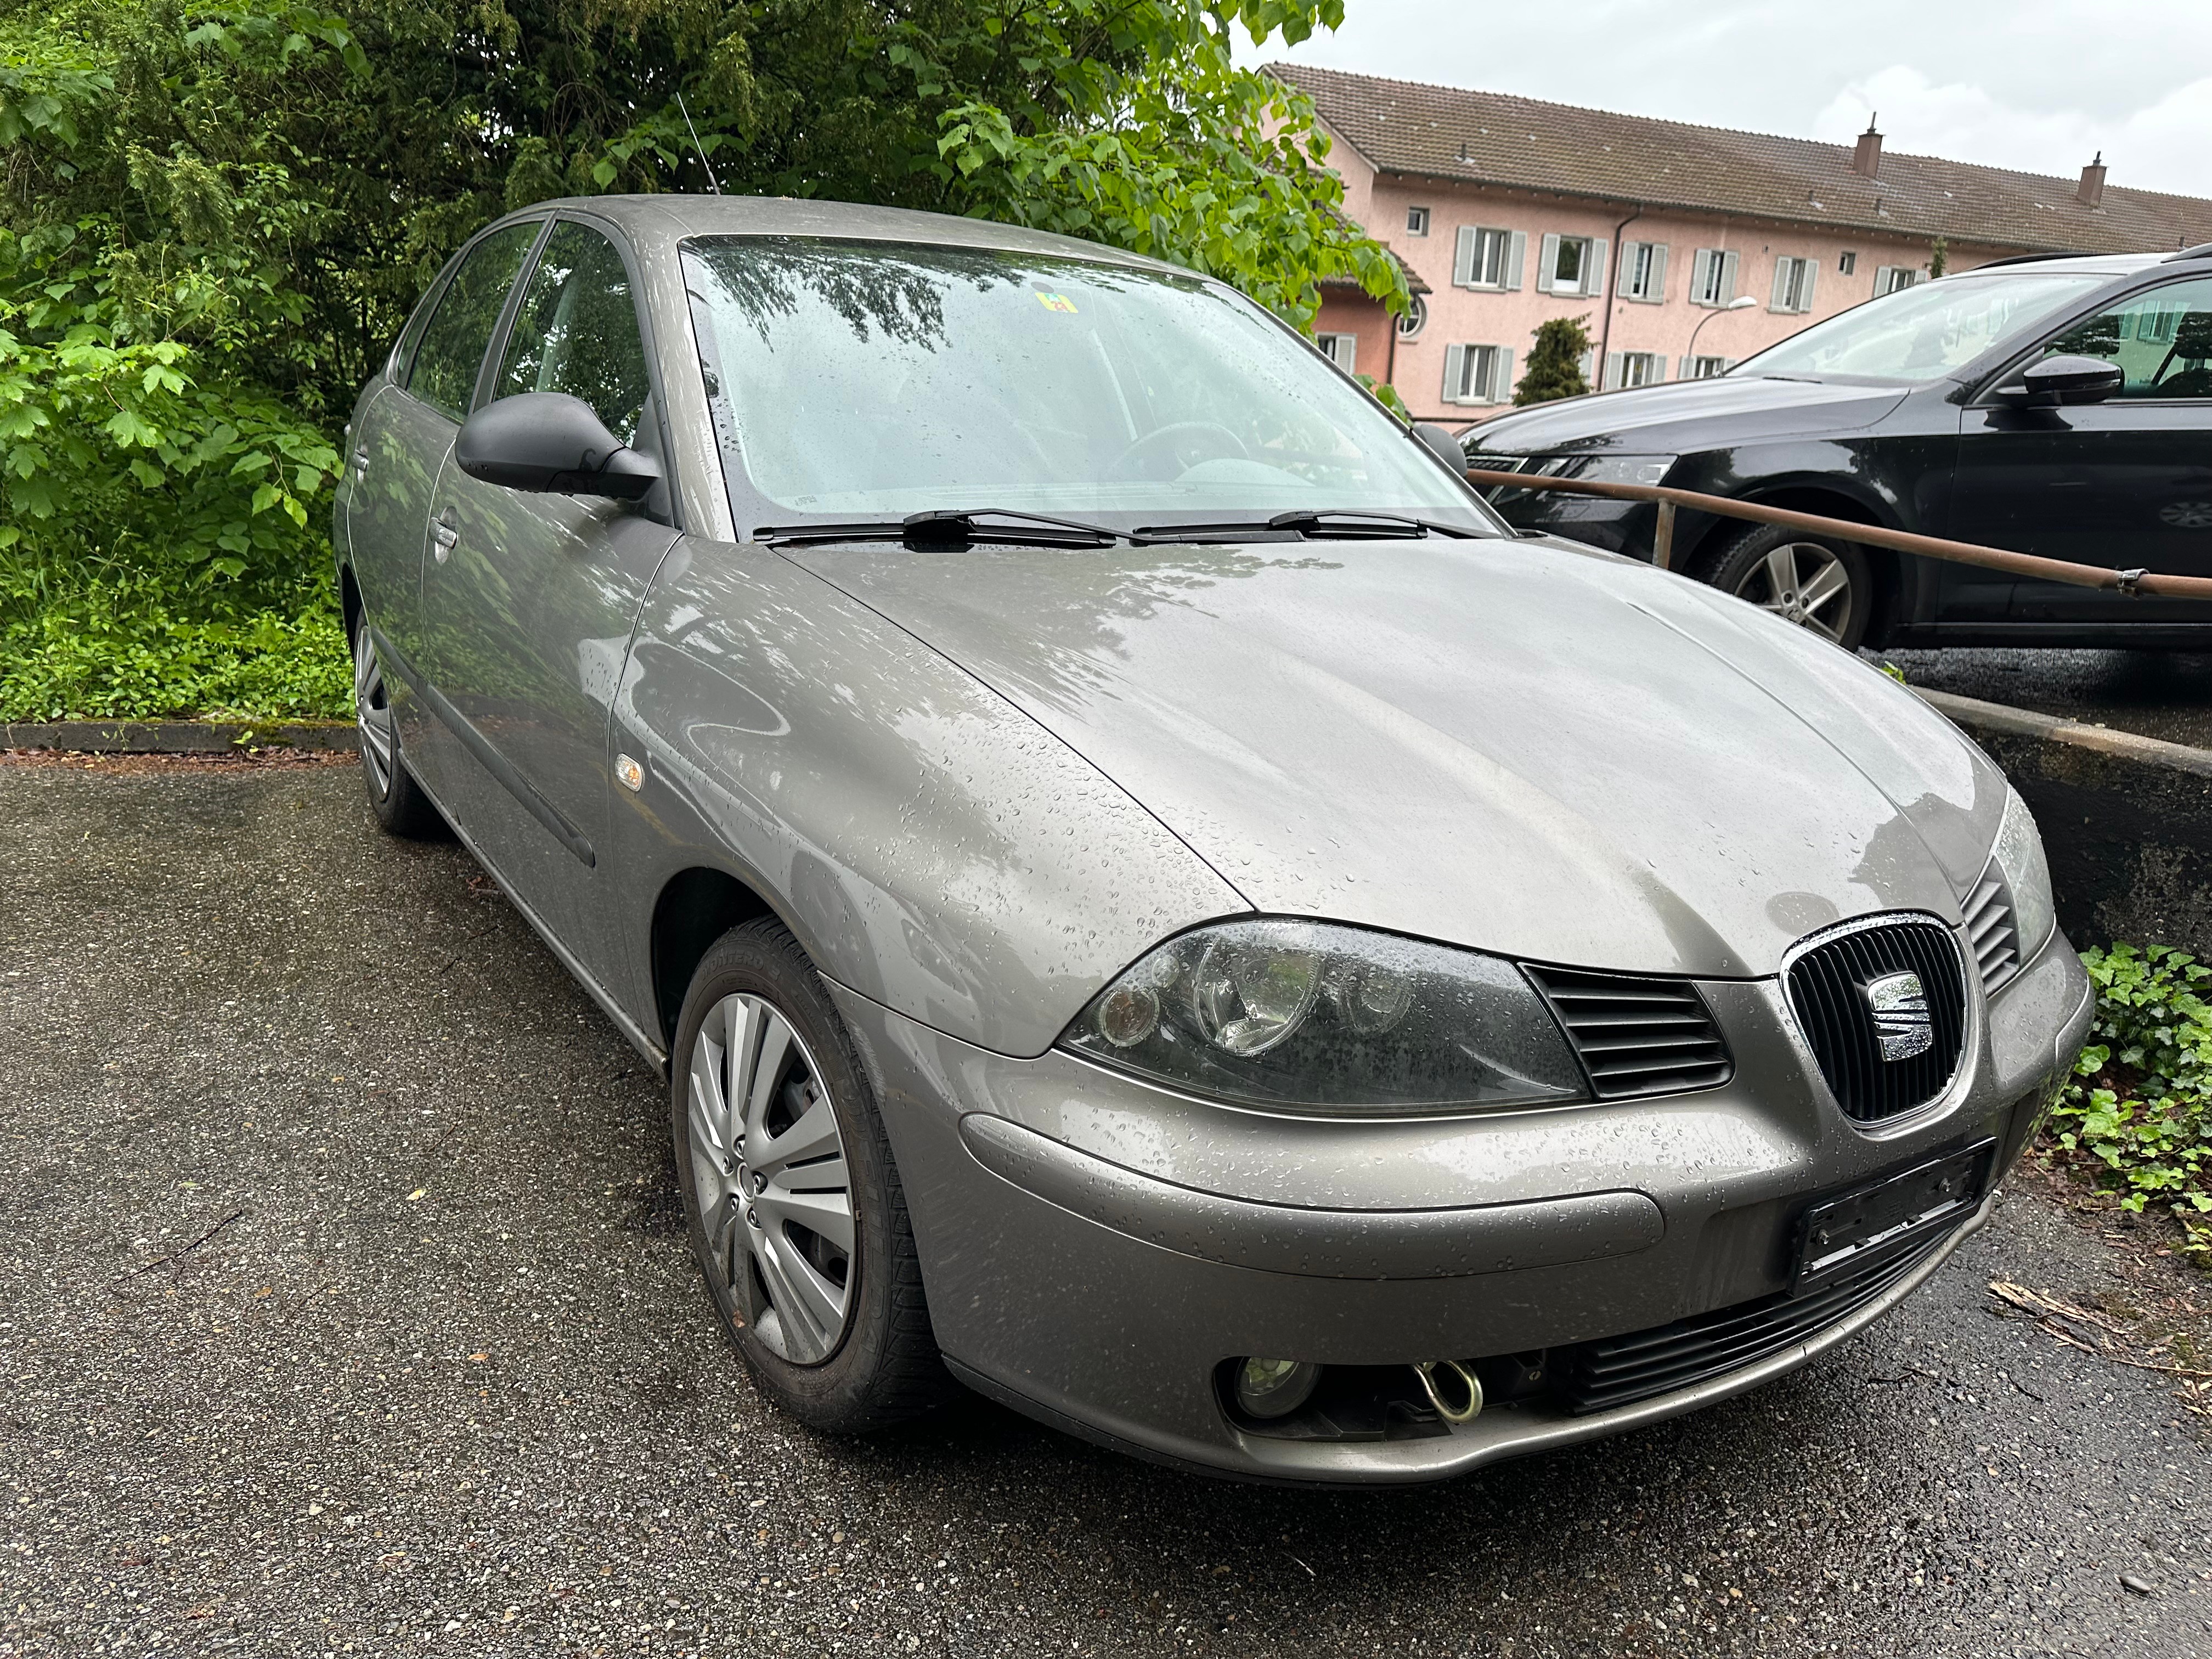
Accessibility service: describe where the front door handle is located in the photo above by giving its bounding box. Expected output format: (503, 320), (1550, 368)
(431, 506), (459, 562)
(352, 447), (370, 483)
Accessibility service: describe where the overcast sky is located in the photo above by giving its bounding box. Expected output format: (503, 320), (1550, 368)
(1254, 1), (2212, 199)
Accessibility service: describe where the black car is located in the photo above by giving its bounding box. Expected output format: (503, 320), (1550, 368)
(1463, 247), (2212, 649)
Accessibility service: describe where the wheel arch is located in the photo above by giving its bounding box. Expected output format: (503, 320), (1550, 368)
(650, 865), (779, 1052)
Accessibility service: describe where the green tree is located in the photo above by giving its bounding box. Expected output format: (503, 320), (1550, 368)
(1514, 314), (1592, 406)
(0, 0), (1405, 720)
(1928, 235), (1949, 279)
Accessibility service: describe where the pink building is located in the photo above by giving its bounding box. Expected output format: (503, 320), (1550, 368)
(1281, 64), (2212, 428)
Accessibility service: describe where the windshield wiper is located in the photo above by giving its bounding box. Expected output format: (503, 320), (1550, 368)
(757, 507), (1120, 549)
(1133, 510), (1484, 544)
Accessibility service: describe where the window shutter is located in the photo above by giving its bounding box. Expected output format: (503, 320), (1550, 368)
(1576, 347), (1594, 383)
(1335, 335), (1356, 374)
(1454, 227), (1477, 289)
(1719, 251), (1740, 303)
(1505, 230), (1526, 291)
(1617, 240), (1639, 295)
(1678, 353), (1691, 379)
(1587, 239), (1609, 300)
(1798, 260), (1817, 313)
(1690, 249), (1713, 306)
(1442, 343), (1468, 405)
(1536, 233), (1560, 295)
(1769, 258), (1791, 311)
(1602, 352), (1622, 391)
(1489, 347), (1515, 403)
(1647, 243), (1668, 301)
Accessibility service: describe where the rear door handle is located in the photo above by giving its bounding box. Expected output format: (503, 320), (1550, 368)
(431, 506), (459, 562)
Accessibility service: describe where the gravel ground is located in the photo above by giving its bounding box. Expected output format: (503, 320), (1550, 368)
(1879, 648), (2212, 751)
(4, 753), (2210, 1658)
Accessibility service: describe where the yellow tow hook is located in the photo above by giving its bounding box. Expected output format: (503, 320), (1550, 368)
(1412, 1358), (1485, 1423)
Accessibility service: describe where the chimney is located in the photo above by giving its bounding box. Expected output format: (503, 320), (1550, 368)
(2078, 152), (2107, 207)
(1853, 116), (1882, 179)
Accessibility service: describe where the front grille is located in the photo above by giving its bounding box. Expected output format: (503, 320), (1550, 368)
(1525, 967), (1733, 1099)
(1784, 918), (1967, 1122)
(1553, 1223), (1953, 1414)
(1962, 874), (2021, 996)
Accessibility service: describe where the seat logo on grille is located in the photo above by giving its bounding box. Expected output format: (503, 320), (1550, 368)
(1863, 970), (1933, 1062)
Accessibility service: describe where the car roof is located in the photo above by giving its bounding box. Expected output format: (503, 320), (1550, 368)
(1949, 251), (2176, 280)
(496, 193), (1186, 278)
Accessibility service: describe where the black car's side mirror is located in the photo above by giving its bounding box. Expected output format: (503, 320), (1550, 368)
(1995, 354), (2125, 408)
(455, 392), (663, 500)
(1410, 421), (1469, 476)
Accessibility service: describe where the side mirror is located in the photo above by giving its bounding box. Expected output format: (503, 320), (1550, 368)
(1410, 421), (1468, 476)
(1996, 354), (2125, 408)
(455, 392), (663, 500)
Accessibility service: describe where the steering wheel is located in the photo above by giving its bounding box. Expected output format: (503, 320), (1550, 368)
(1109, 421), (1250, 481)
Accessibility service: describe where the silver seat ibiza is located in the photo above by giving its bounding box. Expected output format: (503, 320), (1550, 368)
(338, 195), (2093, 1483)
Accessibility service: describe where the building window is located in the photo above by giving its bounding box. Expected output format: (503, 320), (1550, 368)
(1406, 206), (1431, 238)
(1442, 342), (1514, 406)
(1605, 351), (1667, 390)
(1685, 354), (1733, 379)
(1874, 265), (1922, 295)
(1770, 255), (1818, 314)
(1396, 294), (1428, 340)
(1537, 233), (1607, 298)
(1689, 249), (1741, 307)
(1838, 250), (1858, 275)
(1316, 332), (1358, 374)
(1453, 225), (1525, 291)
(1620, 240), (1669, 303)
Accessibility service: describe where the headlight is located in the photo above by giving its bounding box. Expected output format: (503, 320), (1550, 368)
(1560, 454), (1677, 487)
(1058, 918), (1589, 1114)
(1985, 787), (2056, 962)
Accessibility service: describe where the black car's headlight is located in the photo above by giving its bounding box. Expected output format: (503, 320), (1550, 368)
(1985, 787), (2056, 963)
(1057, 918), (1589, 1115)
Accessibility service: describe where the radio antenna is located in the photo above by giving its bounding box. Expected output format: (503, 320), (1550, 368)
(675, 92), (721, 195)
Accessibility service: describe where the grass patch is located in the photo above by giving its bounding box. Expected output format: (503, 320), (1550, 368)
(2049, 942), (2212, 1264)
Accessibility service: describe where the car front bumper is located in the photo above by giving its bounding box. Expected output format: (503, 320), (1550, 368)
(829, 934), (2094, 1485)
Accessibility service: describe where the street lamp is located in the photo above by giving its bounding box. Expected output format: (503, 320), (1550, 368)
(1685, 294), (1758, 377)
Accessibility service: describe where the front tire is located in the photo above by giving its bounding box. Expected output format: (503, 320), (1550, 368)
(1693, 521), (1874, 650)
(352, 616), (443, 838)
(670, 918), (950, 1431)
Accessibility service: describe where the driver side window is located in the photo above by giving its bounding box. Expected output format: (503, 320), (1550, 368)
(2042, 277), (2212, 400)
(495, 222), (652, 442)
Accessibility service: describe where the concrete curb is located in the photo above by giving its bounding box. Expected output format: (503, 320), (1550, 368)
(1915, 686), (2212, 956)
(0, 720), (357, 754)
(1914, 687), (2212, 781)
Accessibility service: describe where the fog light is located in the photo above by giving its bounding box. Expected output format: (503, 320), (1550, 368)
(1233, 1357), (1321, 1419)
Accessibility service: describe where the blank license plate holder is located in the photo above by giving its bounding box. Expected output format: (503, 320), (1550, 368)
(1792, 1139), (1996, 1294)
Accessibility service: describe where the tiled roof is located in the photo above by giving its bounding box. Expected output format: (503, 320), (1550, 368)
(1273, 63), (2212, 257)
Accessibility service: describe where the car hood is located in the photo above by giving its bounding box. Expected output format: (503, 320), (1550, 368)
(786, 535), (2007, 978)
(1465, 375), (1911, 458)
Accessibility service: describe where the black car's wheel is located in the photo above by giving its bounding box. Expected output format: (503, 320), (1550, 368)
(670, 918), (950, 1430)
(351, 615), (443, 838)
(1693, 522), (1874, 650)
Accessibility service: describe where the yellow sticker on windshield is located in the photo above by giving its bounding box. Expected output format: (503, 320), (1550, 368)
(1035, 292), (1078, 314)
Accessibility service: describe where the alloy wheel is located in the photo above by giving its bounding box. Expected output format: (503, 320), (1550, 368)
(352, 618), (398, 799)
(1731, 541), (1855, 641)
(686, 992), (856, 1364)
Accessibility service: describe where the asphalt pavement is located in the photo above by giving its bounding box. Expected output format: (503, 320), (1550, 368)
(1880, 648), (2212, 751)
(4, 753), (2210, 1658)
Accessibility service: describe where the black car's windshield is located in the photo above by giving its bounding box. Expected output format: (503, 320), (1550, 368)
(1732, 270), (2107, 384)
(681, 236), (1496, 535)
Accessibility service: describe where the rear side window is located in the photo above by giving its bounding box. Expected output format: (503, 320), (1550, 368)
(407, 221), (540, 420)
(495, 222), (652, 442)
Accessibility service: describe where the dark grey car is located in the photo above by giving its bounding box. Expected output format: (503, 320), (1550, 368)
(336, 195), (2091, 1483)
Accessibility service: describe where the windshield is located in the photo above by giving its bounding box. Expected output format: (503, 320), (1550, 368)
(1733, 271), (2106, 383)
(681, 237), (1493, 534)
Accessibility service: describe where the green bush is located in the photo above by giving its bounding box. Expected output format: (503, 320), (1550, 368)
(2050, 942), (2212, 1260)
